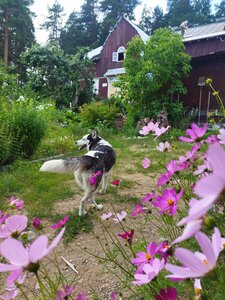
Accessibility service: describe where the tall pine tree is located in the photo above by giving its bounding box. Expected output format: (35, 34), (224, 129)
(99, 0), (140, 43)
(0, 0), (35, 69)
(41, 0), (64, 44)
(192, 0), (213, 25)
(139, 5), (167, 35)
(166, 0), (194, 27)
(215, 0), (225, 18)
(60, 0), (99, 54)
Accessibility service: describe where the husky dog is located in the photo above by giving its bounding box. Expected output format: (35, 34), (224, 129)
(39, 130), (116, 216)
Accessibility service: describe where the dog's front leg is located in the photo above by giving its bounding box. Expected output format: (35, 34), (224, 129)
(79, 193), (90, 216)
(91, 194), (103, 210)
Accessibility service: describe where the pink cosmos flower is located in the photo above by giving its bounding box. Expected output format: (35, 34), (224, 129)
(131, 242), (162, 266)
(0, 288), (18, 299)
(111, 179), (121, 186)
(194, 159), (212, 176)
(141, 192), (155, 202)
(110, 292), (117, 300)
(89, 171), (102, 185)
(51, 216), (69, 229)
(139, 125), (150, 136)
(139, 122), (159, 135)
(157, 241), (172, 262)
(76, 291), (86, 300)
(0, 211), (8, 225)
(177, 195), (217, 228)
(205, 134), (219, 144)
(55, 284), (77, 300)
(179, 123), (207, 143)
(32, 217), (42, 230)
(173, 219), (203, 244)
(101, 212), (112, 220)
(9, 197), (24, 210)
(217, 128), (225, 144)
(0, 228), (65, 282)
(118, 229), (134, 243)
(154, 126), (170, 140)
(165, 227), (223, 279)
(113, 211), (127, 223)
(132, 203), (145, 217)
(142, 158), (151, 169)
(152, 188), (184, 216)
(166, 160), (188, 175)
(156, 142), (170, 152)
(133, 258), (165, 285)
(155, 286), (178, 300)
(179, 143), (200, 163)
(195, 143), (225, 199)
(157, 172), (172, 187)
(0, 215), (28, 239)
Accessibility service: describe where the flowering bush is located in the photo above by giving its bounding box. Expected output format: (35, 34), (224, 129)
(88, 121), (225, 299)
(0, 199), (85, 299)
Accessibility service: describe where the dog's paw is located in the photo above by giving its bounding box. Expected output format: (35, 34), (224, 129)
(79, 210), (87, 217)
(99, 189), (106, 194)
(96, 204), (104, 210)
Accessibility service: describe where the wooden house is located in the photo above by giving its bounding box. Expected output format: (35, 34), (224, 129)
(88, 17), (225, 123)
(180, 20), (225, 122)
(87, 16), (149, 99)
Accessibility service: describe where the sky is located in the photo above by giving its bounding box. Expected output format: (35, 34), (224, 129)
(30, 0), (168, 44)
(30, 0), (220, 44)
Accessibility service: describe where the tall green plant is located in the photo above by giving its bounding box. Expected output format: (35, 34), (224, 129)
(116, 28), (191, 125)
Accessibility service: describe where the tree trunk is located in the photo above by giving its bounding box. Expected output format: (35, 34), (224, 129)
(4, 8), (9, 67)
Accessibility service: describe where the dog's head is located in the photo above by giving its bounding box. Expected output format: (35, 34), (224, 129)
(76, 130), (100, 151)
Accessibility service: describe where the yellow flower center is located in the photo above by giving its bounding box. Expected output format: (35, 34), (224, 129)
(203, 259), (208, 266)
(167, 199), (174, 206)
(195, 288), (202, 295)
(146, 253), (151, 260)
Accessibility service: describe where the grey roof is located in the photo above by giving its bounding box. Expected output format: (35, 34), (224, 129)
(104, 68), (126, 77)
(178, 20), (225, 42)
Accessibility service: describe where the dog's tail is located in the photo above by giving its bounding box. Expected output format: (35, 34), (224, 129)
(39, 158), (80, 174)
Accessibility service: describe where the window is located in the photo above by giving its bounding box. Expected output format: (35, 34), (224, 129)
(112, 46), (126, 62)
(117, 46), (125, 61)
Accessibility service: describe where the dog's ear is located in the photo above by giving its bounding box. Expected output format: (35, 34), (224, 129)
(91, 130), (98, 139)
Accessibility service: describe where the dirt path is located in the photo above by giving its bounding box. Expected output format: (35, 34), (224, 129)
(51, 171), (157, 299)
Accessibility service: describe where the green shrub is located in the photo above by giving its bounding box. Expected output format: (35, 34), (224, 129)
(0, 99), (47, 165)
(79, 101), (120, 128)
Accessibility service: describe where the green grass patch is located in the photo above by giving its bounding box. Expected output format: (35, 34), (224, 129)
(51, 210), (93, 243)
(0, 161), (74, 218)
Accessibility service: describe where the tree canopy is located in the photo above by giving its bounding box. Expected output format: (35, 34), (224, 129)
(115, 28), (191, 122)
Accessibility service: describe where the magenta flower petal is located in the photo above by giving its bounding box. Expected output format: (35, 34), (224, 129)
(44, 227), (65, 256)
(29, 235), (49, 263)
(1, 239), (29, 266)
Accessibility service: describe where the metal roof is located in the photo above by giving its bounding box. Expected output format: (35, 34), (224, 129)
(179, 20), (225, 42)
(104, 68), (126, 77)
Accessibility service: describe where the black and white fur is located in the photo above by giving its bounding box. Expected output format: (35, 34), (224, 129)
(39, 130), (116, 216)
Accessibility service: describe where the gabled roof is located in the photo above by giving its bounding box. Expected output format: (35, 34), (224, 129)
(177, 20), (225, 42)
(87, 16), (149, 60)
(87, 46), (103, 60)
